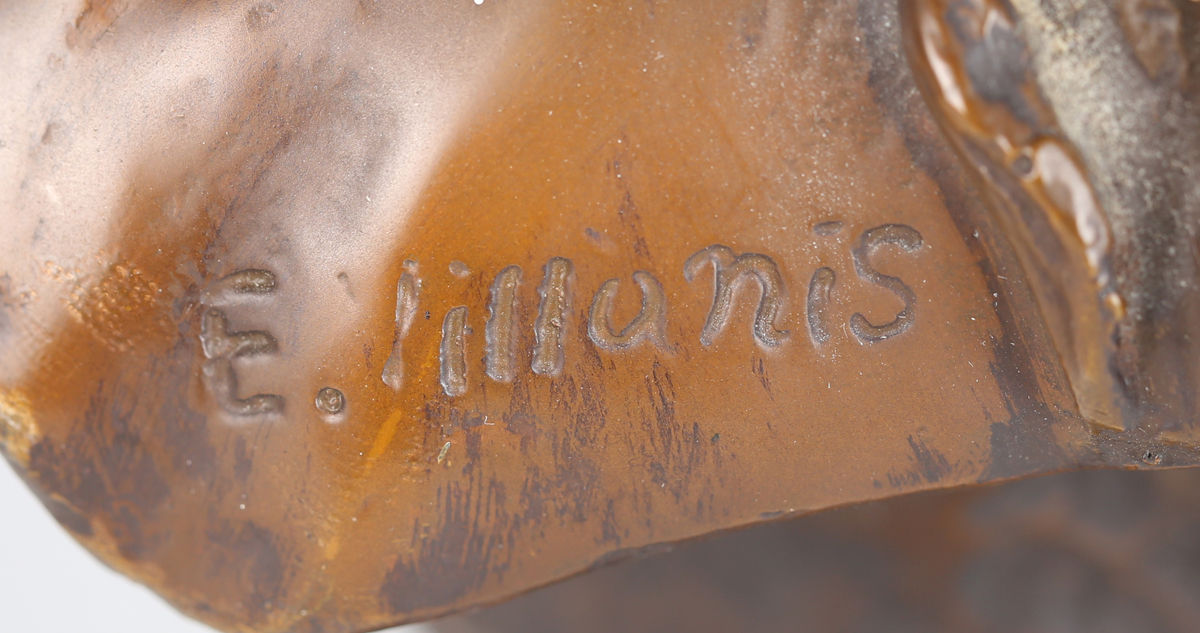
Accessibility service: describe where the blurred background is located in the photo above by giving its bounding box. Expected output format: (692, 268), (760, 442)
(437, 467), (1200, 633)
(0, 462), (435, 633)
(8, 458), (1200, 633)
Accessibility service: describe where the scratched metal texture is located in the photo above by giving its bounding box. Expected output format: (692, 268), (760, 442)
(437, 468), (1200, 633)
(0, 1), (1197, 632)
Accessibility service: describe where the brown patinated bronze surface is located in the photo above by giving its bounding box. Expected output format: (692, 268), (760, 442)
(1, 0), (1198, 632)
(439, 468), (1200, 633)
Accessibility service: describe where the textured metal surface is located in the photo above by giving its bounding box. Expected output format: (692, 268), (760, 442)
(437, 468), (1200, 633)
(907, 0), (1200, 433)
(1, 1), (1198, 632)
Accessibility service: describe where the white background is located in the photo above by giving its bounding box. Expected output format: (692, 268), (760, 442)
(0, 462), (437, 633)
